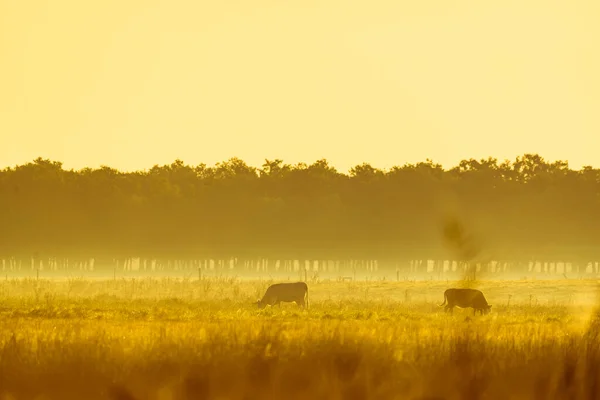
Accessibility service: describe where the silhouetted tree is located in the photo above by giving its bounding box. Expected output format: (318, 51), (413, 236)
(0, 154), (598, 270)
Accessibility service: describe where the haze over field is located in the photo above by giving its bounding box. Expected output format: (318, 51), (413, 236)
(1, 0), (599, 171)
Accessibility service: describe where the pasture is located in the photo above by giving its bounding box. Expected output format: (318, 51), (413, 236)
(1, 277), (600, 399)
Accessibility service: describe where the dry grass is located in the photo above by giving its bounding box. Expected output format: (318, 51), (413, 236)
(1, 277), (600, 399)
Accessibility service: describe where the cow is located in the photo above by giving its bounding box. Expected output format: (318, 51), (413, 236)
(257, 282), (309, 309)
(439, 288), (491, 315)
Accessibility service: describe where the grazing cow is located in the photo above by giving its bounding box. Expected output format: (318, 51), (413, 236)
(439, 288), (491, 315)
(257, 282), (309, 309)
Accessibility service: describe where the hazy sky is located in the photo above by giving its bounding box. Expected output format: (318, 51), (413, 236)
(1, 0), (599, 172)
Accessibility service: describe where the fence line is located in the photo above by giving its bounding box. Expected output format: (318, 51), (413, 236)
(2, 257), (600, 278)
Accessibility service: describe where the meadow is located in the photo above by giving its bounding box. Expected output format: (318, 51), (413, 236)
(1, 277), (600, 400)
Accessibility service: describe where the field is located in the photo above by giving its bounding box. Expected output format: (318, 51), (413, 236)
(2, 277), (600, 400)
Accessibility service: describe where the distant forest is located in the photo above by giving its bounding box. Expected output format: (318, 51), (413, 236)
(0, 154), (599, 268)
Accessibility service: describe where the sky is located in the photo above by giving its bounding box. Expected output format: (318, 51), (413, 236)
(1, 0), (599, 173)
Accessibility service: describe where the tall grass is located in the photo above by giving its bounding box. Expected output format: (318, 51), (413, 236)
(0, 278), (599, 399)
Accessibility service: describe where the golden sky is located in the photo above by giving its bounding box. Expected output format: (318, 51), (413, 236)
(1, 0), (599, 172)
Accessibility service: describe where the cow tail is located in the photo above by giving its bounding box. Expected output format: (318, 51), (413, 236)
(439, 292), (447, 307)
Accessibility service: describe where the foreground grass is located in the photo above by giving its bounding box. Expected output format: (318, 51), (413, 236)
(1, 278), (600, 399)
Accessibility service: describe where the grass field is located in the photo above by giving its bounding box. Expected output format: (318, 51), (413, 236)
(1, 277), (600, 400)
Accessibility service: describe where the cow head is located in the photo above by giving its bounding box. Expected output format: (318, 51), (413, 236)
(256, 299), (265, 309)
(484, 305), (492, 314)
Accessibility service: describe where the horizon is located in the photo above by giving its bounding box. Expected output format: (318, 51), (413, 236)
(1, 152), (596, 174)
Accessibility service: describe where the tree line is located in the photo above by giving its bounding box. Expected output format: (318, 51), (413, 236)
(0, 154), (598, 272)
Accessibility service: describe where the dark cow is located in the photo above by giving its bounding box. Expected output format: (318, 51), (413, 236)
(439, 288), (491, 315)
(257, 282), (309, 309)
